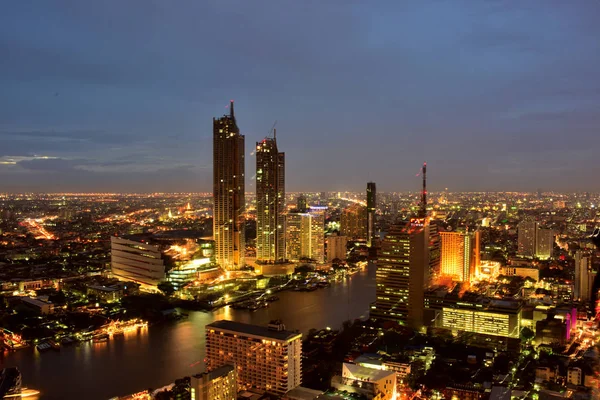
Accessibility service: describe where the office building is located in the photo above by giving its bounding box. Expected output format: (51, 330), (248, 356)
(340, 204), (367, 240)
(213, 100), (245, 270)
(574, 250), (596, 302)
(191, 365), (237, 400)
(111, 236), (166, 288)
(327, 234), (348, 262)
(371, 217), (440, 329)
(255, 134), (285, 263)
(425, 290), (522, 339)
(286, 207), (326, 263)
(517, 221), (554, 260)
(440, 230), (480, 282)
(205, 320), (302, 396)
(366, 182), (377, 248)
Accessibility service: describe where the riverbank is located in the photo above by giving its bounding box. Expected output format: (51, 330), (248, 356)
(1, 263), (376, 400)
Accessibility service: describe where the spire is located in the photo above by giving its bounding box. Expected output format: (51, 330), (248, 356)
(273, 128), (277, 141)
(229, 100), (235, 119)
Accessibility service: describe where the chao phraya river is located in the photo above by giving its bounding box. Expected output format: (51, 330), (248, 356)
(1, 264), (376, 400)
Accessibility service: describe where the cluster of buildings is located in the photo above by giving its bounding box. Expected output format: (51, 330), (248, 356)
(212, 102), (377, 270)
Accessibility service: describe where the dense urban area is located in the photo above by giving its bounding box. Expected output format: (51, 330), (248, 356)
(1, 185), (600, 400)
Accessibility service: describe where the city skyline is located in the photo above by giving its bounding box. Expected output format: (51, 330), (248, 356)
(1, 1), (600, 192)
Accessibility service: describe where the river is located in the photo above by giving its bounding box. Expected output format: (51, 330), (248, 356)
(0, 264), (376, 400)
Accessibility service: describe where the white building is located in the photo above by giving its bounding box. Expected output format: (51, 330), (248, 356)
(205, 320), (302, 396)
(331, 363), (396, 400)
(110, 236), (165, 289)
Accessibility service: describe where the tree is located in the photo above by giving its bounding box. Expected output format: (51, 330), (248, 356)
(157, 281), (175, 297)
(520, 327), (534, 342)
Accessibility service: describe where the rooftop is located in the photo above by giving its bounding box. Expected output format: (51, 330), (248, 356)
(343, 362), (396, 382)
(207, 320), (301, 341)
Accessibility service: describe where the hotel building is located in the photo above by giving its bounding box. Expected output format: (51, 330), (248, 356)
(205, 320), (302, 396)
(110, 236), (165, 289)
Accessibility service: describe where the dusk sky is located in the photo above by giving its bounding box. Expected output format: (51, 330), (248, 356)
(1, 1), (599, 193)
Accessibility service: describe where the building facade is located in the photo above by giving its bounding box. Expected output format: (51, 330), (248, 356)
(366, 182), (377, 248)
(327, 234), (348, 262)
(191, 364), (237, 400)
(110, 236), (165, 289)
(340, 204), (367, 240)
(440, 230), (480, 282)
(574, 250), (596, 302)
(255, 135), (285, 263)
(285, 207), (325, 263)
(371, 218), (440, 329)
(213, 100), (245, 270)
(205, 320), (302, 396)
(518, 221), (554, 260)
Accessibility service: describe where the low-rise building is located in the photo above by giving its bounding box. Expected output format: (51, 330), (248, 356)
(20, 297), (54, 314)
(330, 363), (396, 400)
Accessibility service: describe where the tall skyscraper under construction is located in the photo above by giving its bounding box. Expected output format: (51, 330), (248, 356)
(213, 101), (245, 270)
(371, 163), (440, 329)
(255, 132), (285, 263)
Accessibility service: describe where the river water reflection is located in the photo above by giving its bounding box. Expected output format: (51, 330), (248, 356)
(1, 264), (376, 400)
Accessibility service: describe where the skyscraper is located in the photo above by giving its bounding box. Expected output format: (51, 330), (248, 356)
(439, 230), (480, 282)
(255, 132), (285, 263)
(366, 182), (377, 247)
(371, 218), (439, 329)
(371, 163), (439, 329)
(213, 101), (245, 270)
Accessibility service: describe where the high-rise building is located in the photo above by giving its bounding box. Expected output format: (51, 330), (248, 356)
(297, 195), (307, 213)
(191, 365), (237, 400)
(255, 133), (285, 263)
(574, 250), (596, 303)
(440, 230), (480, 282)
(366, 182), (377, 247)
(517, 221), (554, 260)
(205, 320), (302, 396)
(340, 204), (367, 240)
(536, 228), (554, 259)
(285, 206), (326, 263)
(371, 217), (440, 329)
(518, 221), (537, 257)
(213, 101), (245, 270)
(111, 236), (165, 289)
(327, 234), (348, 262)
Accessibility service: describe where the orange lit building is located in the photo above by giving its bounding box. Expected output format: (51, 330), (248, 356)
(439, 230), (480, 282)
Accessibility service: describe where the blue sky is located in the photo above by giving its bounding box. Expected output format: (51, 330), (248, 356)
(1, 0), (599, 192)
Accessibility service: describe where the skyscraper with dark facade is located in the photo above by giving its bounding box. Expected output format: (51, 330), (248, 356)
(366, 182), (377, 248)
(256, 132), (285, 263)
(213, 101), (245, 270)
